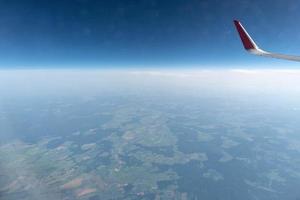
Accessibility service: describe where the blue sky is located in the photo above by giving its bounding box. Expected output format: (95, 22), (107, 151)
(0, 0), (300, 69)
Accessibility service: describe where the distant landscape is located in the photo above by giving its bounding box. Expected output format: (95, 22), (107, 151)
(1, 70), (300, 200)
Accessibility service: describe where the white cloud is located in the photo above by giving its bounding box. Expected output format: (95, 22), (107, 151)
(1, 69), (300, 98)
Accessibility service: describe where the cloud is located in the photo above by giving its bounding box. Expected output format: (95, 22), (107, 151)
(1, 69), (300, 99)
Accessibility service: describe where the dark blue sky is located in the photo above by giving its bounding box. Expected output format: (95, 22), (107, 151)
(0, 0), (300, 68)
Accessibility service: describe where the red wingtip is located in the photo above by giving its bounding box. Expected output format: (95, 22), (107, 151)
(233, 20), (257, 50)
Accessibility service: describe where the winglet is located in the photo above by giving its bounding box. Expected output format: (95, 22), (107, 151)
(233, 20), (300, 62)
(233, 20), (259, 51)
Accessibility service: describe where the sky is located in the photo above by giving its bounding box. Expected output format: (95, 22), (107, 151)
(0, 0), (300, 69)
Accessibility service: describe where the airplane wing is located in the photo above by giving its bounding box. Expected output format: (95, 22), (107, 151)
(234, 20), (300, 62)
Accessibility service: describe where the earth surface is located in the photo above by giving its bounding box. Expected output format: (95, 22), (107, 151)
(1, 70), (300, 200)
